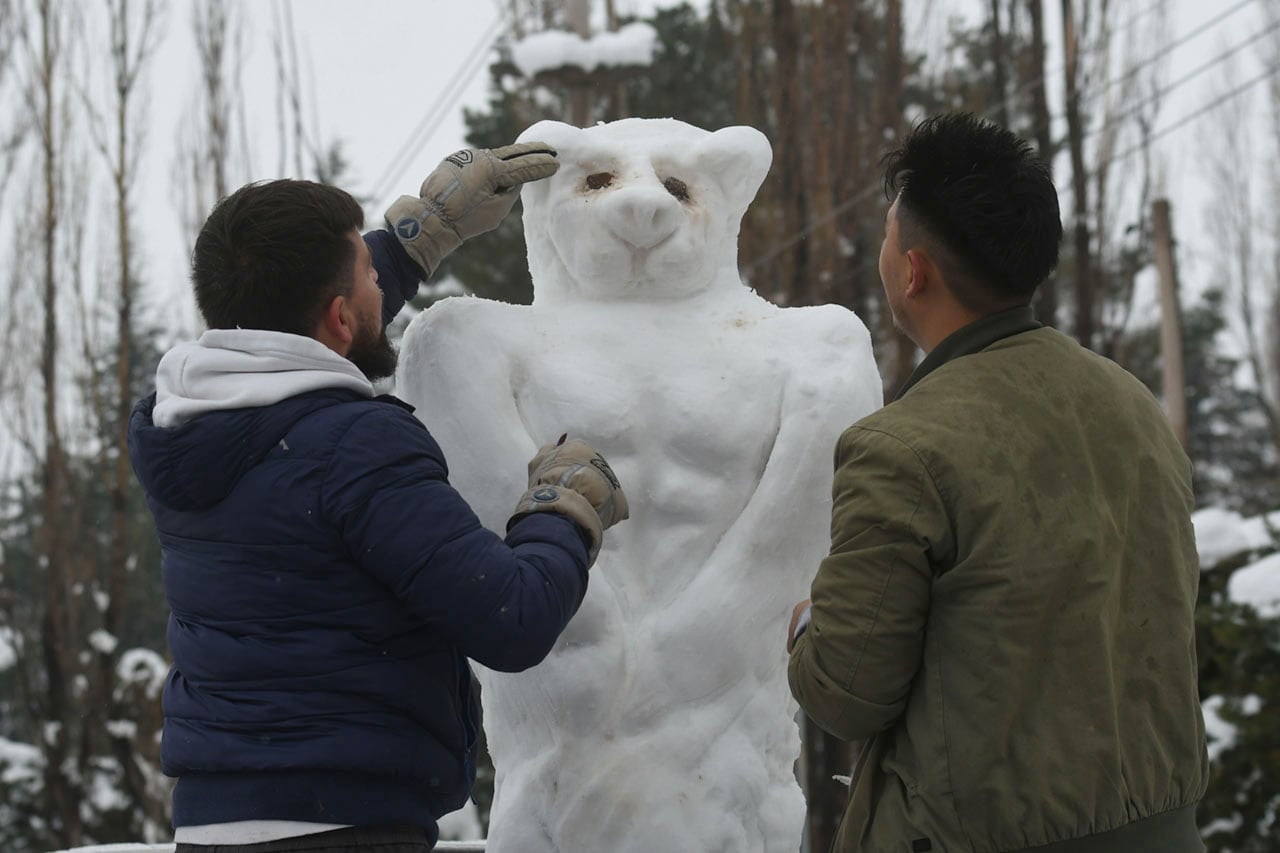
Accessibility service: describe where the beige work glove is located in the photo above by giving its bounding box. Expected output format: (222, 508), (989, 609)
(385, 142), (559, 278)
(510, 436), (630, 567)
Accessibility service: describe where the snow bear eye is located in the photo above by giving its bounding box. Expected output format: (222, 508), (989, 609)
(585, 172), (614, 190)
(663, 177), (690, 202)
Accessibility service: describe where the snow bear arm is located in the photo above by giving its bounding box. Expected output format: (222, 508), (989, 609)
(397, 296), (537, 532)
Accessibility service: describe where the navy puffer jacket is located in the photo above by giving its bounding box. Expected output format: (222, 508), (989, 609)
(128, 385), (590, 837)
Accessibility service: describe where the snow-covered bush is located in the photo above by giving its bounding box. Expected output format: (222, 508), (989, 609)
(1193, 508), (1280, 852)
(0, 736), (45, 853)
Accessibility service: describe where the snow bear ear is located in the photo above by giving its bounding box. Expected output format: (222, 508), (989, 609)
(697, 126), (773, 212)
(516, 120), (580, 160)
(516, 120), (579, 209)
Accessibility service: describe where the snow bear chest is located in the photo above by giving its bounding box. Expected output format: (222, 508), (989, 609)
(511, 309), (786, 530)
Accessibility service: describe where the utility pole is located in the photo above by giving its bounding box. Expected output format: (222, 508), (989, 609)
(565, 0), (592, 126)
(604, 0), (627, 118)
(1152, 199), (1188, 449)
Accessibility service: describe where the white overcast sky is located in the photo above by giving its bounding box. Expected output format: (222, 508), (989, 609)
(123, 0), (1271, 335)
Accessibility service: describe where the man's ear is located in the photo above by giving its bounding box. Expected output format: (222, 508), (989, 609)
(905, 249), (931, 299)
(318, 294), (354, 350)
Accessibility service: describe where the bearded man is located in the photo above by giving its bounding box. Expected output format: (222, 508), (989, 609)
(128, 145), (628, 853)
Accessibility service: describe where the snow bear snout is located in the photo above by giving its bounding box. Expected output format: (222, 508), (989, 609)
(600, 186), (684, 250)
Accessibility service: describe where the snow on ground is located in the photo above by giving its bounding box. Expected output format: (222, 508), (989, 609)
(48, 847), (172, 853)
(438, 799), (484, 841)
(50, 804), (484, 852)
(52, 844), (488, 853)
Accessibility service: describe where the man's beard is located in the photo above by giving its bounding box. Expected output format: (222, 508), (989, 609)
(348, 319), (398, 382)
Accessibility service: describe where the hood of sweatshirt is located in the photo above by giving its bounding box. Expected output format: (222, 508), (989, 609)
(128, 329), (374, 512)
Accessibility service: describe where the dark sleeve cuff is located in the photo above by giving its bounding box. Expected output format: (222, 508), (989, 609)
(364, 229), (425, 327)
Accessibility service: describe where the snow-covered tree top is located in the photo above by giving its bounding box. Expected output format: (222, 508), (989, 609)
(511, 22), (658, 77)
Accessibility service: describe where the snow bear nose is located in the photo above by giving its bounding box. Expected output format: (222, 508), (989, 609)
(600, 187), (683, 250)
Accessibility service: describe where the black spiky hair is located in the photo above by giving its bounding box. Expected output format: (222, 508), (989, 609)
(883, 112), (1062, 306)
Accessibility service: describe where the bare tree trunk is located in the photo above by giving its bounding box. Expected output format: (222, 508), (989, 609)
(1205, 51), (1280, 471)
(825, 0), (858, 310)
(1025, 0), (1056, 327)
(87, 0), (167, 832)
(802, 5), (836, 306)
(770, 0), (805, 305)
(880, 0), (916, 392)
(728, 0), (787, 303)
(0, 0), (25, 206)
(1152, 199), (1187, 448)
(270, 0), (303, 176)
(174, 0), (242, 289)
(1264, 6), (1280, 467)
(27, 0), (79, 842)
(197, 0), (230, 200)
(988, 0), (1010, 127)
(1061, 0), (1095, 349)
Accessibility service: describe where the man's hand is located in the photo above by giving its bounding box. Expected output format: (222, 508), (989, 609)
(510, 435), (629, 567)
(527, 436), (629, 528)
(787, 599), (812, 654)
(385, 142), (559, 277)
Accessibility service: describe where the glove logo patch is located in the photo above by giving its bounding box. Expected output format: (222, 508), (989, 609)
(532, 487), (559, 503)
(446, 150), (474, 169)
(395, 217), (421, 240)
(590, 458), (621, 489)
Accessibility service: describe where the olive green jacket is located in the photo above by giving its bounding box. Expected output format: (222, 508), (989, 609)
(789, 307), (1208, 853)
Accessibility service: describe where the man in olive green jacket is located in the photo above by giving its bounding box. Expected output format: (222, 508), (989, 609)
(787, 113), (1208, 853)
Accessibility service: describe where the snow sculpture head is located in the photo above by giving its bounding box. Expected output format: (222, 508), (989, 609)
(516, 118), (772, 302)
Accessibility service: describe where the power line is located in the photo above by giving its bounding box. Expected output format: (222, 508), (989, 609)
(1102, 61), (1279, 170)
(1084, 13), (1280, 142)
(826, 60), (1280, 294)
(1081, 0), (1255, 109)
(366, 13), (506, 205)
(1001, 0), (1167, 117)
(367, 15), (503, 203)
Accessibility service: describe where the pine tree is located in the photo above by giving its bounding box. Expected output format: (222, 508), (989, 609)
(1195, 545), (1280, 853)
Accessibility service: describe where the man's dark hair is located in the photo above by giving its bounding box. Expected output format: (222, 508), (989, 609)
(883, 112), (1062, 311)
(192, 179), (365, 334)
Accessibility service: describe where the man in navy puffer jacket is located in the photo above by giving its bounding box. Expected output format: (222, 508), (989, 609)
(128, 143), (628, 853)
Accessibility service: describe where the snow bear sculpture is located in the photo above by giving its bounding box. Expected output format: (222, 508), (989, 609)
(396, 118), (882, 852)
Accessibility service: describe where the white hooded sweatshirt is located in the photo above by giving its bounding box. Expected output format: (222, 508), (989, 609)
(153, 328), (373, 429)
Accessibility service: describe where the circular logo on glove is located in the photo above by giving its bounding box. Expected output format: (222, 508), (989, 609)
(395, 217), (421, 240)
(532, 487), (559, 503)
(445, 150), (474, 169)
